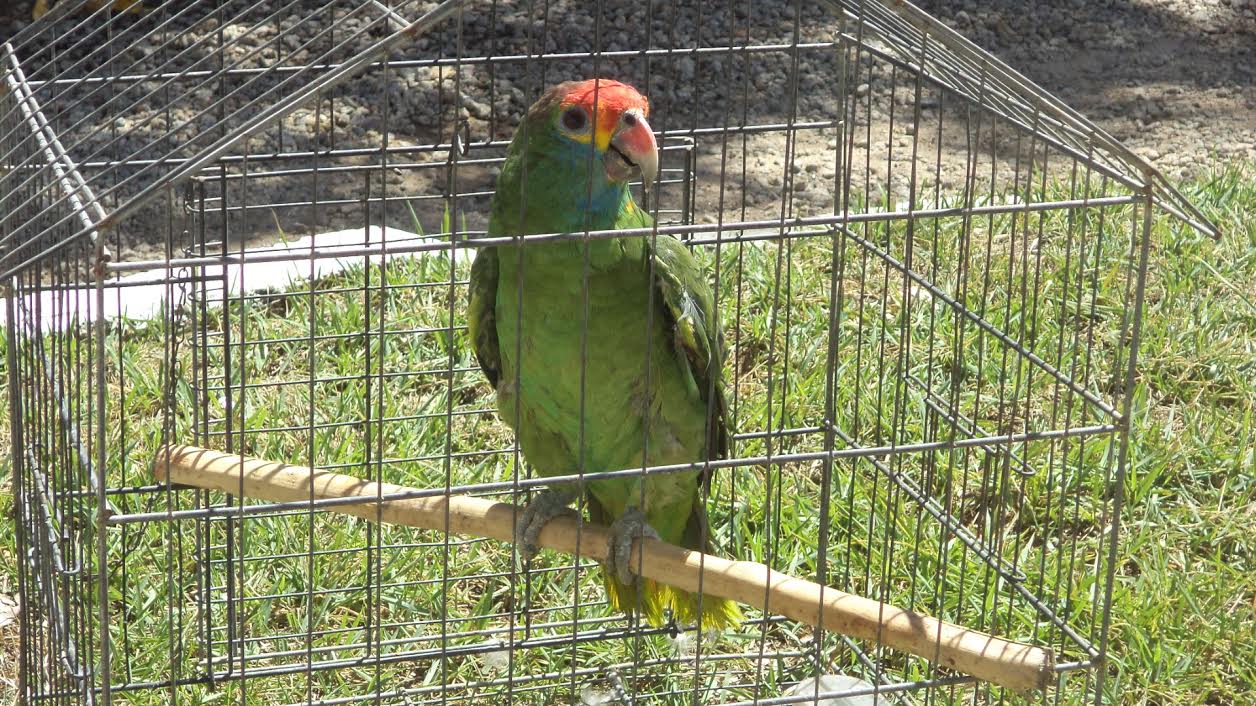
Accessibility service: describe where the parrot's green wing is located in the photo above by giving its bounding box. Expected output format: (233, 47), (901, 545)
(468, 246), (501, 389)
(647, 233), (731, 465)
(632, 226), (740, 630)
(469, 221), (731, 461)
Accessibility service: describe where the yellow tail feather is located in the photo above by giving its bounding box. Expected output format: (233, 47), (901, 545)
(602, 571), (743, 632)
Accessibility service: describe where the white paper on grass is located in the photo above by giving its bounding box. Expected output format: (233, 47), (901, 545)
(4, 214), (942, 336)
(783, 674), (898, 706)
(3, 226), (479, 334)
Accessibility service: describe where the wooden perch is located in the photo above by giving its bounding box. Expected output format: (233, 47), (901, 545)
(153, 444), (1055, 692)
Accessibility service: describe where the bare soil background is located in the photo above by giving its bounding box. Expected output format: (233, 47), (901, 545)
(919, 0), (1256, 178)
(1, 0), (1252, 262)
(4, 0), (1251, 176)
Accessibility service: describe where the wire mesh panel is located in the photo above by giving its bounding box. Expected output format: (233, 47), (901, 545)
(1, 1), (1213, 705)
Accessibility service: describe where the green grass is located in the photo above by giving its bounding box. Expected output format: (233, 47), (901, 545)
(0, 162), (1253, 705)
(1094, 164), (1256, 705)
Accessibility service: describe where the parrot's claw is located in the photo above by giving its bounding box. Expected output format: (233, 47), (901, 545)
(515, 488), (580, 562)
(607, 508), (660, 586)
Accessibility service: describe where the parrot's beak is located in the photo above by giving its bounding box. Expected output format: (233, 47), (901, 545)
(606, 110), (658, 190)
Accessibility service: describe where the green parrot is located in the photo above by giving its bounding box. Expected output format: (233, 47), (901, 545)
(467, 78), (741, 631)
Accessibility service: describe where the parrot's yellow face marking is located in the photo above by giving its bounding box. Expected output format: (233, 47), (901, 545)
(594, 107), (619, 153)
(560, 104), (619, 154)
(556, 79), (650, 155)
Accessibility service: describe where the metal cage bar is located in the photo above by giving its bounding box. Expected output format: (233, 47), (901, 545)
(0, 1), (1204, 705)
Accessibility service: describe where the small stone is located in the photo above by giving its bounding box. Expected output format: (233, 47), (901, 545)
(462, 97), (491, 120)
(579, 683), (618, 705)
(475, 639), (509, 670)
(784, 674), (896, 706)
(855, 83), (870, 97)
(675, 56), (696, 80)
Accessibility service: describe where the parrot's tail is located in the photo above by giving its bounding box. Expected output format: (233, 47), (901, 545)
(602, 574), (742, 632)
(601, 501), (743, 632)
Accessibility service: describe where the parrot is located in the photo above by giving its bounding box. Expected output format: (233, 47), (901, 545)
(467, 78), (741, 631)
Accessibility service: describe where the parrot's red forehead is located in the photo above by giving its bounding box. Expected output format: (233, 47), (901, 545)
(558, 79), (649, 117)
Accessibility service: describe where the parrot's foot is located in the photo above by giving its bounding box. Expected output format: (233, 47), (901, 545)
(607, 508), (660, 586)
(515, 488), (580, 562)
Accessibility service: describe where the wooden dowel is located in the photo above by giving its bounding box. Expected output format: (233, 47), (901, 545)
(153, 444), (1054, 692)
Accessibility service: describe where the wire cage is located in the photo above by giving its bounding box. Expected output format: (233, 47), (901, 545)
(1, 1), (1216, 705)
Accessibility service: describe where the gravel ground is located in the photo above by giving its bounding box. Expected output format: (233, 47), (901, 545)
(919, 0), (1256, 178)
(1, 0), (1251, 261)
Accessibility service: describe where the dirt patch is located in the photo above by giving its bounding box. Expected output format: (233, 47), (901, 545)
(918, 0), (1256, 178)
(1, 0), (1251, 260)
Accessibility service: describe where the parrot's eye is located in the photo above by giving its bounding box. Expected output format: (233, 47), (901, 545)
(622, 112), (638, 128)
(561, 106), (588, 132)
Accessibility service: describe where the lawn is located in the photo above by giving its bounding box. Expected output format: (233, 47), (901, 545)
(0, 161), (1252, 706)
